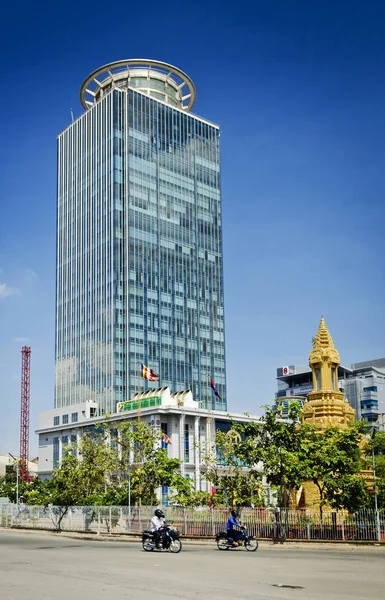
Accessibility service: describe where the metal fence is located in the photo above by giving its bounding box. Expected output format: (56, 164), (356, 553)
(1, 505), (384, 541)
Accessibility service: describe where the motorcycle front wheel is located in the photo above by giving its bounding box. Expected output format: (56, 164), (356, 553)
(168, 538), (182, 553)
(244, 538), (259, 552)
(142, 539), (154, 552)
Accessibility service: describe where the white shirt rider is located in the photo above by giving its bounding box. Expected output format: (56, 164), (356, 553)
(151, 515), (165, 532)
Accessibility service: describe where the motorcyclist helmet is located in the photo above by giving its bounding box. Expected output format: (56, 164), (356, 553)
(154, 509), (165, 518)
(231, 510), (238, 518)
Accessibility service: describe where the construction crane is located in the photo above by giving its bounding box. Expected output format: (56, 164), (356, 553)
(20, 346), (31, 482)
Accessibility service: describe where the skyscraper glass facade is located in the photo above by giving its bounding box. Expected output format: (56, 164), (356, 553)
(55, 70), (226, 414)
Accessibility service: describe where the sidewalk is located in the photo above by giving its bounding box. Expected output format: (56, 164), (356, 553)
(2, 527), (384, 551)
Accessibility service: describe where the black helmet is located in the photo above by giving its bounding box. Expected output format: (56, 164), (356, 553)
(155, 509), (164, 518)
(231, 510), (238, 518)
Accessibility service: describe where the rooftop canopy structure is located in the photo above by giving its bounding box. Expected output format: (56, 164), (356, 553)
(80, 59), (196, 112)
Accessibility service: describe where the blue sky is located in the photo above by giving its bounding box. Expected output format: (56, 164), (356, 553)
(1, 0), (385, 457)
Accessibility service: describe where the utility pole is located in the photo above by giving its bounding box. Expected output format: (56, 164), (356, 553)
(8, 453), (19, 508)
(371, 440), (380, 542)
(116, 438), (132, 525)
(128, 463), (131, 519)
(371, 413), (385, 543)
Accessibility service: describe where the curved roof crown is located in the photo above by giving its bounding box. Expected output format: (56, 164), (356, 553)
(80, 59), (196, 112)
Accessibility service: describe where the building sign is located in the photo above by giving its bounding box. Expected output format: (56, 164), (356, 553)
(282, 366), (289, 375)
(287, 384), (313, 397)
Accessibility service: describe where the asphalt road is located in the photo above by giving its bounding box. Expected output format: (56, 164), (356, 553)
(0, 530), (384, 600)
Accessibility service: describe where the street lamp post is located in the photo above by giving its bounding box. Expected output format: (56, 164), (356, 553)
(371, 442), (380, 542)
(128, 462), (131, 520)
(8, 453), (19, 508)
(371, 414), (384, 543)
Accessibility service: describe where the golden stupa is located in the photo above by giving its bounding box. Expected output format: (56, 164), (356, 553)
(297, 318), (356, 507)
(302, 317), (355, 429)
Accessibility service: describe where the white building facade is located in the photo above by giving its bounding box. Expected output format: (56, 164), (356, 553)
(36, 388), (262, 497)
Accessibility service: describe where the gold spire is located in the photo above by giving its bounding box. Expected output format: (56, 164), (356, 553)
(302, 316), (354, 429)
(313, 316), (335, 349)
(309, 316), (340, 367)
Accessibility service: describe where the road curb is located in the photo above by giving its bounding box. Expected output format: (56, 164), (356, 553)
(1, 526), (385, 550)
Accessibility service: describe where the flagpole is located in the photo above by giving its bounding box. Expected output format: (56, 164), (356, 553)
(136, 363), (142, 506)
(137, 362), (141, 422)
(137, 362), (140, 396)
(206, 372), (211, 484)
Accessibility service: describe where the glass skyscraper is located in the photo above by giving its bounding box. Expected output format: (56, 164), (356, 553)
(55, 59), (226, 414)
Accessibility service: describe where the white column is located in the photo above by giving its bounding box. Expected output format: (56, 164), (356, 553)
(179, 412), (185, 475)
(205, 414), (214, 492)
(117, 428), (122, 461)
(151, 414), (162, 450)
(194, 416), (200, 491)
(58, 435), (62, 466)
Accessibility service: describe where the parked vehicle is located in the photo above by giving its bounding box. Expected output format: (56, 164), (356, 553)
(216, 526), (258, 551)
(142, 524), (182, 553)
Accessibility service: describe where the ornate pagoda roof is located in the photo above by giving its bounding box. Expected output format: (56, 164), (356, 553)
(309, 317), (340, 366)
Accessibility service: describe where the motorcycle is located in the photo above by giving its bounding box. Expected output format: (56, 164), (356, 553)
(142, 524), (182, 553)
(216, 526), (258, 552)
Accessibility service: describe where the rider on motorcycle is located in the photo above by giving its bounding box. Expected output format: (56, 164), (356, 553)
(151, 509), (165, 548)
(226, 510), (244, 547)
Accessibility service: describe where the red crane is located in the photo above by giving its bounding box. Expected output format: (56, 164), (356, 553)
(20, 346), (31, 482)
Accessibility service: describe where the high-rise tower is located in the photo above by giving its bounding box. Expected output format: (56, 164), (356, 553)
(55, 59), (226, 414)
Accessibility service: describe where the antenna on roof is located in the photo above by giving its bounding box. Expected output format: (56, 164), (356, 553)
(70, 108), (74, 122)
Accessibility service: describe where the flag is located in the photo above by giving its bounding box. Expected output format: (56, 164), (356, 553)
(141, 363), (159, 382)
(209, 376), (221, 399)
(162, 432), (172, 445)
(208, 486), (216, 507)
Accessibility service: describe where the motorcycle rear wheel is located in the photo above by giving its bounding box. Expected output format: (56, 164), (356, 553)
(168, 538), (182, 553)
(217, 537), (230, 550)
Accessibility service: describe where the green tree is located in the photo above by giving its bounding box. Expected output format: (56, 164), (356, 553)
(2, 422), (195, 515)
(233, 402), (305, 512)
(113, 420), (190, 506)
(378, 479), (385, 508)
(366, 431), (385, 457)
(299, 421), (366, 521)
(203, 428), (263, 507)
(0, 475), (39, 505)
(172, 489), (211, 508)
(325, 474), (370, 513)
(363, 430), (385, 508)
(25, 433), (120, 529)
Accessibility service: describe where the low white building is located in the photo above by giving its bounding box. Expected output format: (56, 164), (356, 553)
(0, 454), (38, 478)
(36, 388), (263, 497)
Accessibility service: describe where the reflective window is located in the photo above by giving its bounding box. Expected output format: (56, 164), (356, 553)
(53, 437), (59, 468)
(70, 435), (77, 456)
(184, 423), (190, 462)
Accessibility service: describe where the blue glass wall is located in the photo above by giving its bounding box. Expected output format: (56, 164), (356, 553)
(56, 87), (226, 413)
